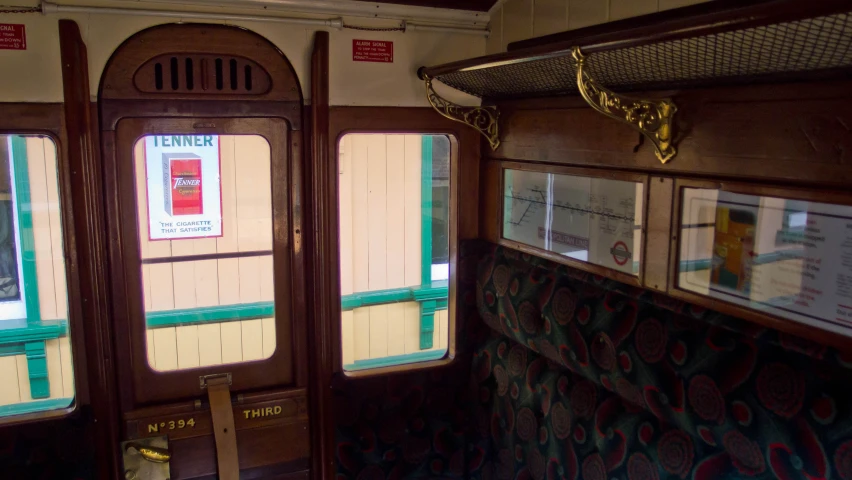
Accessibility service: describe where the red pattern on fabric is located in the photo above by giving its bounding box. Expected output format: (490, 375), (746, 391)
(634, 319), (667, 363)
(627, 453), (660, 480)
(687, 375), (725, 425)
(657, 430), (695, 479)
(757, 362), (805, 419)
(722, 430), (765, 475)
(581, 454), (607, 480)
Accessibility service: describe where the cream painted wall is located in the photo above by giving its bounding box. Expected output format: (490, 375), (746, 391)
(487, 0), (711, 54)
(0, 4), (484, 106)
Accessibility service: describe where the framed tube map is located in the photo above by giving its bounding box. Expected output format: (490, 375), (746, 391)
(677, 188), (852, 336)
(502, 168), (644, 276)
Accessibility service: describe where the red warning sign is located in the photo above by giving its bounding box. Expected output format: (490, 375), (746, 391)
(611, 241), (631, 266)
(352, 39), (393, 63)
(0, 24), (26, 50)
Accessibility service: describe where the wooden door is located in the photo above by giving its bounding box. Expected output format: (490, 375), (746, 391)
(98, 23), (310, 479)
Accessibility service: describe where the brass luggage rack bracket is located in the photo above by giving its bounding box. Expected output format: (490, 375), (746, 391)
(420, 71), (501, 151)
(572, 47), (677, 163)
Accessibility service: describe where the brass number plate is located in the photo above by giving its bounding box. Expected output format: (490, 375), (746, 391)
(147, 418), (197, 434)
(127, 397), (305, 440)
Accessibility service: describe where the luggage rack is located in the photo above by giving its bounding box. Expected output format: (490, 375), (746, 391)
(417, 0), (852, 162)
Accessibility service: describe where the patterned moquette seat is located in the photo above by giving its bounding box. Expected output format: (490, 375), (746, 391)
(469, 245), (852, 480)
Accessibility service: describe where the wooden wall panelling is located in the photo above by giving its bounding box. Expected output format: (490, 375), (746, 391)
(488, 80), (852, 188)
(643, 176), (674, 293)
(353, 0), (496, 10)
(124, 390), (310, 479)
(144, 319), (276, 371)
(486, 6), (503, 55)
(338, 133), (425, 296)
(340, 302), (449, 360)
(25, 138), (67, 321)
(58, 19), (119, 478)
(503, 0), (534, 48)
(479, 159), (503, 243)
(403, 135), (423, 286)
(307, 31), (334, 480)
(610, 0), (659, 21)
(488, 0), (712, 54)
(567, 0), (608, 30)
(100, 24), (300, 104)
(532, 0), (568, 39)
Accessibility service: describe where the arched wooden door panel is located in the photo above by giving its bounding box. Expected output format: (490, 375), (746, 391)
(99, 24), (309, 479)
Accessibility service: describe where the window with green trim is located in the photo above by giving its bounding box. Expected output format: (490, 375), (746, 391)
(132, 135), (278, 372)
(338, 134), (452, 372)
(0, 135), (75, 419)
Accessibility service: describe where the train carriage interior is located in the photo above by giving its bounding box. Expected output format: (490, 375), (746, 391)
(1, 0), (852, 478)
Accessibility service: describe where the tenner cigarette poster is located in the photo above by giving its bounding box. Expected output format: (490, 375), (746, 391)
(144, 135), (223, 240)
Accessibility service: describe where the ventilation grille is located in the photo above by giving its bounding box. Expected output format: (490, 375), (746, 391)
(435, 11), (852, 99)
(134, 54), (271, 95)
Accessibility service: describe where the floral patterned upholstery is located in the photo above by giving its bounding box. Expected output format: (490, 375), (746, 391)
(469, 244), (852, 480)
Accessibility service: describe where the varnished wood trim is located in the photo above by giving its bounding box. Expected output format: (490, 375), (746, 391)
(487, 80), (852, 189)
(667, 178), (852, 350)
(0, 104), (63, 132)
(479, 157), (502, 243)
(99, 100), (302, 132)
(100, 24), (302, 103)
(307, 30), (334, 480)
(168, 426), (310, 479)
(643, 176), (674, 293)
(59, 19), (121, 480)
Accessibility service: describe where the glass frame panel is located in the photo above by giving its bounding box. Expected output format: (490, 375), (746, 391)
(112, 117), (302, 405)
(337, 133), (453, 372)
(498, 162), (648, 287)
(669, 179), (852, 344)
(0, 134), (75, 419)
(131, 134), (277, 373)
(676, 185), (852, 338)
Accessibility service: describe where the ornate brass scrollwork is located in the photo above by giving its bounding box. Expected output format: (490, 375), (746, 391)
(423, 74), (501, 150)
(572, 47), (677, 163)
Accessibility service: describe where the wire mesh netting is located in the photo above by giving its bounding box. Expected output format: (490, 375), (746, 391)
(436, 11), (852, 99)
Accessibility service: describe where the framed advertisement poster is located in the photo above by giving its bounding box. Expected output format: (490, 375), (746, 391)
(143, 135), (223, 240)
(676, 185), (852, 338)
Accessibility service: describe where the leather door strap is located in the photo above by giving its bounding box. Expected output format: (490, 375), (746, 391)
(206, 376), (239, 480)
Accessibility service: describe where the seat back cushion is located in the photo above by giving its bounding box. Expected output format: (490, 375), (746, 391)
(469, 244), (852, 480)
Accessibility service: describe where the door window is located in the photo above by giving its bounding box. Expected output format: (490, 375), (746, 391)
(133, 135), (276, 372)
